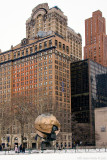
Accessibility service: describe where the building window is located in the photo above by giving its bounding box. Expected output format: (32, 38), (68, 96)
(59, 42), (62, 49)
(30, 47), (33, 54)
(14, 53), (16, 59)
(55, 40), (58, 47)
(1, 56), (3, 62)
(26, 48), (28, 55)
(49, 39), (52, 47)
(17, 51), (20, 58)
(44, 41), (47, 48)
(49, 65), (52, 69)
(49, 54), (52, 59)
(39, 43), (42, 50)
(22, 50), (24, 56)
(35, 45), (37, 52)
(101, 127), (106, 132)
(8, 54), (10, 60)
(63, 44), (65, 51)
(4, 55), (6, 61)
(66, 46), (69, 53)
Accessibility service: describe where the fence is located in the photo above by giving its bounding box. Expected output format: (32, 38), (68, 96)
(0, 147), (107, 155)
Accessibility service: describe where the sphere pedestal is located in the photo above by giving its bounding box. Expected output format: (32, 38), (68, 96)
(41, 141), (54, 150)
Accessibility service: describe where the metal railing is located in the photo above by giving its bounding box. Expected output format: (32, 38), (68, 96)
(0, 147), (107, 155)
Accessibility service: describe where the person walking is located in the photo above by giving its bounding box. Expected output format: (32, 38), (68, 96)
(20, 144), (22, 153)
(22, 145), (25, 153)
(15, 145), (18, 153)
(0, 145), (2, 151)
(18, 146), (20, 153)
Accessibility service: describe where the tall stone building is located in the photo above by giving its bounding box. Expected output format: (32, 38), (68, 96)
(84, 10), (107, 67)
(26, 3), (82, 62)
(26, 4), (67, 40)
(0, 3), (82, 149)
(0, 32), (72, 149)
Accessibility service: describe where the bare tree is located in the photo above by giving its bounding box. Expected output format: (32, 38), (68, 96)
(71, 114), (100, 146)
(0, 91), (71, 149)
(0, 101), (13, 147)
(11, 94), (37, 146)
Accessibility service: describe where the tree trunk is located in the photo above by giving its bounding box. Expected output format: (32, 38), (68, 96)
(21, 125), (24, 146)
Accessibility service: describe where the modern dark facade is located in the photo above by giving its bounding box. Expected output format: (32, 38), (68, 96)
(71, 59), (107, 145)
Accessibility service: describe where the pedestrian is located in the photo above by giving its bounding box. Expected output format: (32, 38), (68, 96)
(22, 145), (25, 153)
(18, 146), (20, 153)
(0, 145), (2, 151)
(9, 145), (11, 151)
(20, 144), (22, 153)
(15, 145), (18, 153)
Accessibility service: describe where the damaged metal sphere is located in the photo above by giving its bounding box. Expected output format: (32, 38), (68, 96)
(35, 113), (60, 141)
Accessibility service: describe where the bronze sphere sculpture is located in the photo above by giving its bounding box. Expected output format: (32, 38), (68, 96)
(35, 114), (60, 141)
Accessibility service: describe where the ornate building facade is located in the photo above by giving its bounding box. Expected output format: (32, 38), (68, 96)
(0, 32), (72, 149)
(26, 3), (82, 62)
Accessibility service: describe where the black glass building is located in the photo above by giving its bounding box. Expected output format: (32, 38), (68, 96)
(71, 59), (107, 145)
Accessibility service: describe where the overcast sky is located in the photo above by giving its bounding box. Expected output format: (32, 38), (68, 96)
(0, 0), (107, 56)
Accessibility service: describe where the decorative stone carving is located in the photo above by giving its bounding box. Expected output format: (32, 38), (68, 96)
(21, 38), (28, 46)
